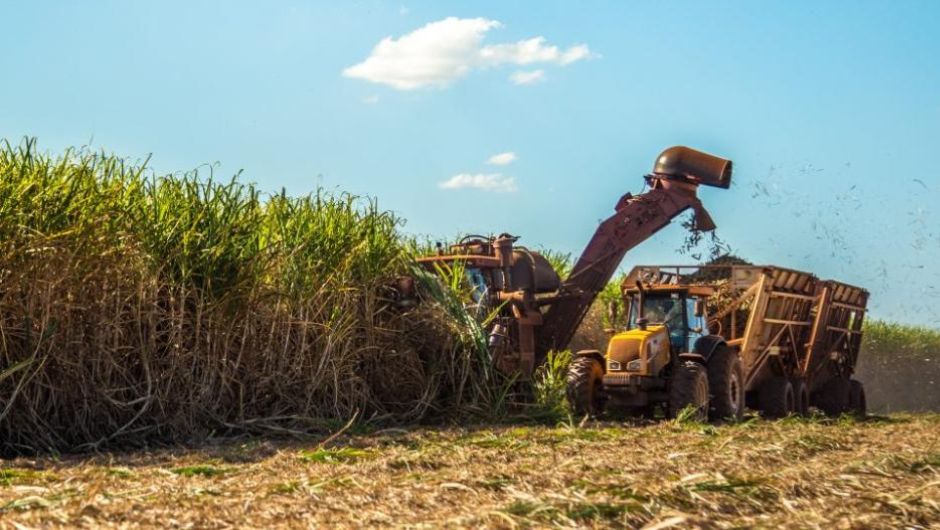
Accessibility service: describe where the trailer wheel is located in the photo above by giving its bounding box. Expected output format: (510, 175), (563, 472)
(707, 346), (744, 422)
(791, 378), (810, 416)
(668, 361), (709, 422)
(814, 376), (849, 417)
(759, 376), (795, 418)
(566, 357), (605, 417)
(848, 380), (866, 418)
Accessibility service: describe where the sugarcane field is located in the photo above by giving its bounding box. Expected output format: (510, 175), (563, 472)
(1, 2), (939, 529)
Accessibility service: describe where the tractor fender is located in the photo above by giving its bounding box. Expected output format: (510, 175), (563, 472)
(678, 352), (706, 364)
(692, 335), (728, 363)
(574, 349), (606, 372)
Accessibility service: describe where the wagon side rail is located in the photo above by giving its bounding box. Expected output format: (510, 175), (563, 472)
(804, 280), (869, 391)
(736, 267), (819, 390)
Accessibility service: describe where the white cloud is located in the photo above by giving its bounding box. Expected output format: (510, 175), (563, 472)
(510, 70), (545, 85)
(439, 173), (517, 192)
(362, 95), (380, 104)
(480, 38), (591, 66)
(343, 17), (593, 90)
(486, 151), (517, 165)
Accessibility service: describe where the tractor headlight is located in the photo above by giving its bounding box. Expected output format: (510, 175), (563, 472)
(626, 359), (642, 371)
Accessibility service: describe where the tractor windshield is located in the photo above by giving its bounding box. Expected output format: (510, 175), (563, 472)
(629, 293), (690, 350)
(638, 294), (684, 328)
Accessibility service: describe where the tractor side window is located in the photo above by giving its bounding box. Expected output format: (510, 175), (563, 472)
(686, 298), (708, 345)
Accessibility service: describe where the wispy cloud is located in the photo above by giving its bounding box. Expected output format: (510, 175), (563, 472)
(510, 70), (545, 85)
(439, 173), (517, 192)
(362, 95), (380, 104)
(342, 17), (594, 90)
(486, 151), (517, 165)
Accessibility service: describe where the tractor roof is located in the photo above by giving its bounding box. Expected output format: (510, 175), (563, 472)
(623, 284), (716, 297)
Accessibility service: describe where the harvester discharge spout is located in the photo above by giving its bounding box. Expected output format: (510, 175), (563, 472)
(652, 146), (733, 189)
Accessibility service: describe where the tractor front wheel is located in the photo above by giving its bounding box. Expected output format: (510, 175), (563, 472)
(668, 361), (710, 422)
(566, 356), (605, 417)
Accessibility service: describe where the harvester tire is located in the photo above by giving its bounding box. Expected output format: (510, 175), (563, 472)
(814, 376), (849, 417)
(759, 376), (795, 418)
(848, 379), (866, 418)
(668, 361), (709, 422)
(566, 357), (605, 417)
(791, 378), (810, 416)
(707, 346), (744, 422)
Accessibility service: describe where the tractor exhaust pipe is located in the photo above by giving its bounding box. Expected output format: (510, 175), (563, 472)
(652, 146), (732, 189)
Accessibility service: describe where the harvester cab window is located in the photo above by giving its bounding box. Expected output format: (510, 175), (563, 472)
(465, 267), (489, 304)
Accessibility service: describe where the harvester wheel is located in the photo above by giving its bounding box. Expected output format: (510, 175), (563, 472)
(707, 346), (744, 422)
(668, 361), (709, 422)
(566, 357), (605, 417)
(791, 378), (810, 416)
(814, 376), (850, 417)
(759, 376), (795, 418)
(848, 379), (866, 418)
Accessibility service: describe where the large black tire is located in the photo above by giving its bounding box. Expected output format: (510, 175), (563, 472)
(848, 379), (866, 418)
(706, 346), (744, 422)
(668, 361), (709, 422)
(566, 356), (605, 416)
(791, 377), (810, 416)
(759, 376), (795, 418)
(814, 376), (850, 417)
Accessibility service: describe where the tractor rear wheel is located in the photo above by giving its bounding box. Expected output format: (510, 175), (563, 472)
(668, 361), (709, 422)
(791, 378), (810, 416)
(814, 376), (850, 417)
(566, 356), (605, 417)
(759, 376), (795, 418)
(707, 346), (744, 422)
(848, 379), (867, 418)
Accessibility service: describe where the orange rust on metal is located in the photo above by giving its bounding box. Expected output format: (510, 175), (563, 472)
(416, 255), (502, 267)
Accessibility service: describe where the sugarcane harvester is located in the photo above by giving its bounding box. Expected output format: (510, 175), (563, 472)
(417, 146), (732, 379)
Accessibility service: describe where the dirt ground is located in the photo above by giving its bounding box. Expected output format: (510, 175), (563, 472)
(0, 414), (937, 529)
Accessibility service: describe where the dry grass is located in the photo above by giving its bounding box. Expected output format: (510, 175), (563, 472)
(0, 414), (936, 529)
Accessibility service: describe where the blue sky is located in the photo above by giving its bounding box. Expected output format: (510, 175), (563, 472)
(2, 1), (939, 325)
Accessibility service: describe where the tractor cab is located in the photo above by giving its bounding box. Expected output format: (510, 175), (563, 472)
(603, 282), (715, 380)
(624, 286), (712, 352)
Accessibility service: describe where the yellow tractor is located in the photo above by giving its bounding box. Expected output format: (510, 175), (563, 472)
(566, 264), (868, 421)
(567, 280), (742, 421)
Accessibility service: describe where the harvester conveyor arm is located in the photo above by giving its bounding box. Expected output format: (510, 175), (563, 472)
(536, 177), (713, 361)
